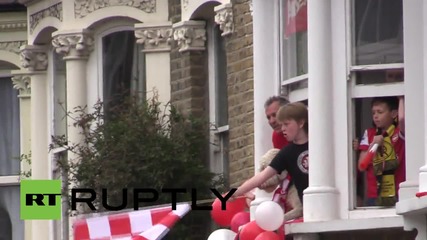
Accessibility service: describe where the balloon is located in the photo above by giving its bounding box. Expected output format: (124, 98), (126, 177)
(239, 220), (265, 240)
(254, 231), (281, 240)
(231, 211), (251, 233)
(207, 229), (237, 240)
(255, 201), (284, 231)
(211, 197), (247, 227)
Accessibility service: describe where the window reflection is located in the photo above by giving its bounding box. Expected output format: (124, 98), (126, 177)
(353, 0), (403, 65)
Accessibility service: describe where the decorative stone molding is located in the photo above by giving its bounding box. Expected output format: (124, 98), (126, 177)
(12, 74), (31, 97)
(19, 45), (48, 71)
(0, 41), (27, 55)
(172, 21), (206, 52)
(214, 3), (234, 37)
(0, 20), (27, 32)
(182, 0), (189, 10)
(29, 2), (63, 34)
(135, 22), (173, 53)
(52, 30), (94, 59)
(74, 0), (156, 18)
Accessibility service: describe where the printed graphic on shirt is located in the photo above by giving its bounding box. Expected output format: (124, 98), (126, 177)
(392, 133), (399, 143)
(373, 141), (393, 165)
(297, 150), (309, 174)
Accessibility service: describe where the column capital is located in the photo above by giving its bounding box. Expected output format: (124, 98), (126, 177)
(135, 22), (173, 53)
(52, 29), (94, 59)
(172, 20), (206, 52)
(214, 3), (234, 37)
(19, 45), (48, 71)
(11, 70), (32, 98)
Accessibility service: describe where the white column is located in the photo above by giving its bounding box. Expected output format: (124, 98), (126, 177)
(250, 0), (281, 220)
(420, 0), (427, 194)
(252, 0), (280, 172)
(52, 30), (93, 157)
(11, 73), (32, 174)
(135, 22), (173, 106)
(11, 72), (32, 240)
(399, 0), (424, 200)
(304, 0), (339, 221)
(52, 31), (93, 232)
(19, 45), (50, 240)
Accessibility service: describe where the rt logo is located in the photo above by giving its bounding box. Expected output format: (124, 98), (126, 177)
(20, 180), (62, 220)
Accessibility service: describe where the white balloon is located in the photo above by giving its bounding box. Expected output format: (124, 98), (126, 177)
(254, 201), (284, 231)
(207, 229), (237, 240)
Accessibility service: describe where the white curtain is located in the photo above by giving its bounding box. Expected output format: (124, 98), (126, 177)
(0, 77), (24, 240)
(0, 187), (23, 240)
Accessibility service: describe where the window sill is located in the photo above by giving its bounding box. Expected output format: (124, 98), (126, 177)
(396, 195), (427, 216)
(285, 216), (404, 235)
(51, 146), (68, 154)
(0, 175), (20, 186)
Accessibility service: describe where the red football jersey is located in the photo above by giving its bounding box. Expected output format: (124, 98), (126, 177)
(359, 127), (406, 198)
(272, 131), (289, 149)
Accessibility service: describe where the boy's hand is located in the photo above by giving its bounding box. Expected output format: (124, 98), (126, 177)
(372, 135), (384, 146)
(353, 138), (359, 151)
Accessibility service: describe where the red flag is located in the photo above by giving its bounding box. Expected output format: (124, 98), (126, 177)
(285, 0), (308, 37)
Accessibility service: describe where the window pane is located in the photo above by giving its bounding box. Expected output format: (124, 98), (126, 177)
(0, 78), (20, 176)
(103, 30), (145, 111)
(353, 0), (403, 65)
(355, 69), (404, 85)
(214, 25), (228, 127)
(354, 96), (403, 207)
(53, 51), (67, 140)
(0, 186), (24, 240)
(282, 0), (308, 79)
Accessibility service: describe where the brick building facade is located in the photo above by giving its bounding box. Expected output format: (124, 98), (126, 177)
(169, 0), (255, 187)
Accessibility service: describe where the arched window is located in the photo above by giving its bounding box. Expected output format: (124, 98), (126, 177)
(102, 30), (145, 112)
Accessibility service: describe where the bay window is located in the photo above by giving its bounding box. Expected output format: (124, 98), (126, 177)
(274, 0), (406, 223)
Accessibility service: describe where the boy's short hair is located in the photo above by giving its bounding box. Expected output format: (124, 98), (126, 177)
(264, 96), (289, 109)
(371, 97), (399, 111)
(277, 102), (308, 133)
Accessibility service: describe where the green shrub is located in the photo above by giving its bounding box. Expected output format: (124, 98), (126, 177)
(51, 94), (225, 239)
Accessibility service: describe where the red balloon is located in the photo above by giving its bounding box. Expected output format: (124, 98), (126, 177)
(255, 231), (281, 240)
(231, 211), (251, 233)
(211, 197), (247, 227)
(239, 221), (265, 240)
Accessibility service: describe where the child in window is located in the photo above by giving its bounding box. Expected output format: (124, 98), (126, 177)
(358, 96), (405, 206)
(230, 102), (309, 206)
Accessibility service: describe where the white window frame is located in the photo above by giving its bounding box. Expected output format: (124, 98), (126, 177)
(49, 49), (68, 153)
(346, 0), (404, 219)
(279, 0), (308, 102)
(207, 19), (229, 179)
(95, 24), (136, 105)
